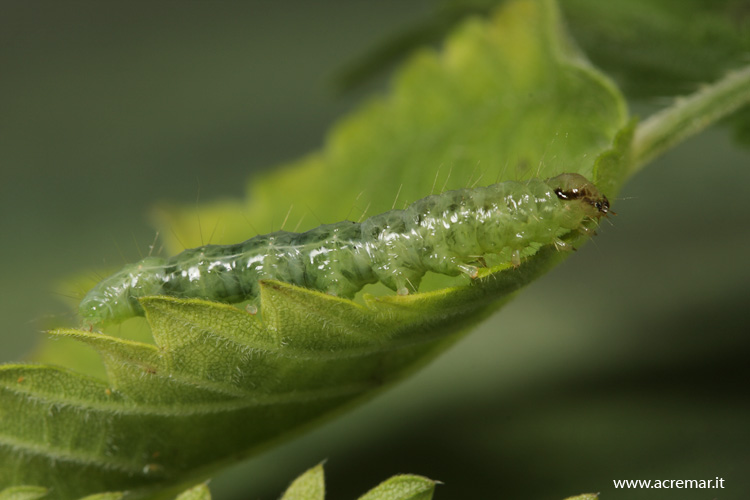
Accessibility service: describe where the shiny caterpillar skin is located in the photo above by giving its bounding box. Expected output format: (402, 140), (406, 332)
(80, 173), (609, 326)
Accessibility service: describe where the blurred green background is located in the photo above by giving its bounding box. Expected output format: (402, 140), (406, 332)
(1, 2), (748, 499)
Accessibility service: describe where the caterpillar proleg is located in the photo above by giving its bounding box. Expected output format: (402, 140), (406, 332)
(80, 173), (609, 326)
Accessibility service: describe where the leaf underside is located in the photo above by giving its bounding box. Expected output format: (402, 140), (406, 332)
(2, 1), (629, 498)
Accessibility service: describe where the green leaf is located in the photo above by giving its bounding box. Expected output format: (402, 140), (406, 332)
(336, 0), (750, 144)
(562, 0), (750, 97)
(338, 0), (750, 95)
(357, 475), (436, 500)
(562, 495), (598, 500)
(279, 466), (435, 500)
(0, 486), (48, 500)
(5, 0), (629, 498)
(279, 464), (325, 500)
(173, 483), (210, 500)
(77, 493), (123, 500)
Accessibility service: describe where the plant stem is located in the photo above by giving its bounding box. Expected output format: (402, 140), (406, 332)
(632, 64), (750, 172)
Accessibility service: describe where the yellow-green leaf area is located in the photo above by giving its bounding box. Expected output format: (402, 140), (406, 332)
(6, 1), (630, 499)
(77, 493), (124, 500)
(357, 475), (436, 500)
(279, 464), (325, 500)
(0, 487), (48, 500)
(173, 483), (210, 500)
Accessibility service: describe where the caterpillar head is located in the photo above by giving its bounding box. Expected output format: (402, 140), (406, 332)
(549, 173), (610, 219)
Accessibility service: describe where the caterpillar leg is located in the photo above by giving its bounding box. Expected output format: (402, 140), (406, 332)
(427, 254), (480, 279)
(463, 256), (487, 279)
(371, 257), (423, 296)
(456, 263), (479, 279)
(553, 238), (574, 252)
(577, 224), (600, 237)
(394, 275), (421, 296)
(463, 255), (488, 269)
(511, 249), (521, 268)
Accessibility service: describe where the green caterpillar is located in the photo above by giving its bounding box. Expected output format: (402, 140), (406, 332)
(80, 173), (609, 327)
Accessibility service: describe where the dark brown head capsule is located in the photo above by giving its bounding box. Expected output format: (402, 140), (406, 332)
(549, 173), (610, 219)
